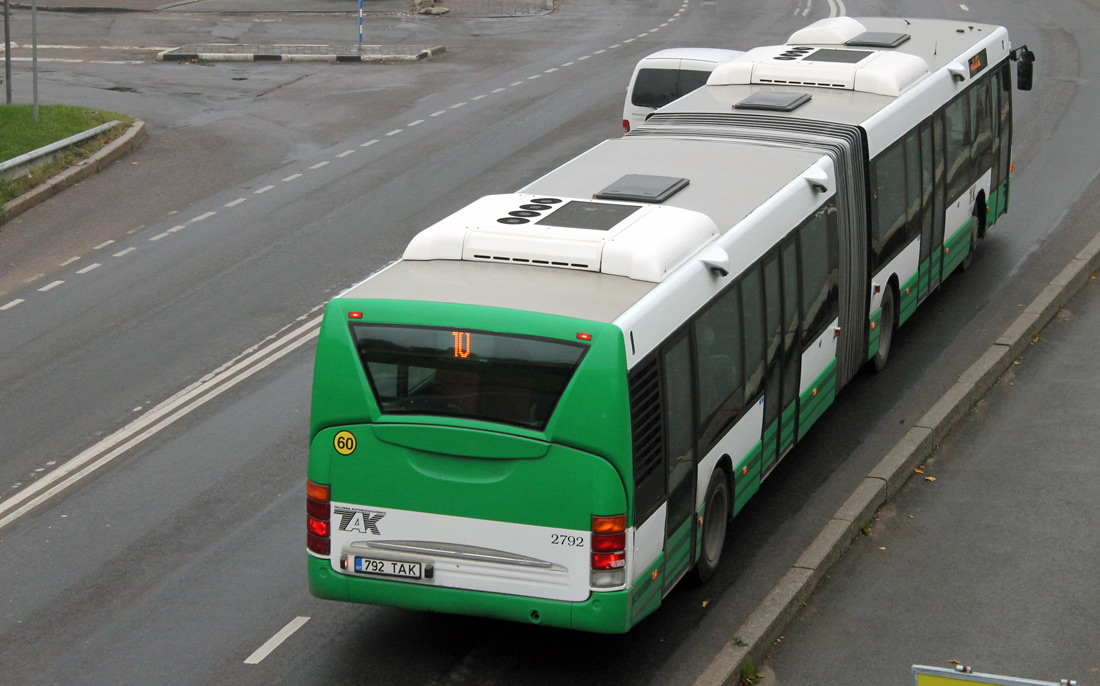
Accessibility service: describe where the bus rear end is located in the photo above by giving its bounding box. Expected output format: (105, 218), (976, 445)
(306, 297), (637, 633)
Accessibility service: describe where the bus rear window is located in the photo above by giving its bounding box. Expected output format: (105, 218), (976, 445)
(351, 324), (588, 430)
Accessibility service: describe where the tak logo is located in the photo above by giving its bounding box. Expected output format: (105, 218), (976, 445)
(335, 508), (386, 535)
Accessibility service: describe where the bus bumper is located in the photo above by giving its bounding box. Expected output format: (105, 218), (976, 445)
(308, 555), (634, 634)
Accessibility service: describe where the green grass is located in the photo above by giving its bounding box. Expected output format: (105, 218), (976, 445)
(0, 104), (134, 206)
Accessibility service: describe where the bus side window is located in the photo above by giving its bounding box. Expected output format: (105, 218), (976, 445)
(742, 265), (766, 405)
(944, 92), (971, 202)
(971, 77), (994, 185)
(870, 141), (908, 269)
(693, 283), (745, 451)
(798, 202), (840, 345)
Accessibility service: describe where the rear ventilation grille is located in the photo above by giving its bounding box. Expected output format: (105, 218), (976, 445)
(629, 359), (664, 522)
(470, 254), (590, 269)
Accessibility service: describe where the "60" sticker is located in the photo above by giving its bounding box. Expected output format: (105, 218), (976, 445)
(333, 430), (357, 455)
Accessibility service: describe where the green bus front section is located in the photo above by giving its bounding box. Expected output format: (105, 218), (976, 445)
(308, 297), (641, 632)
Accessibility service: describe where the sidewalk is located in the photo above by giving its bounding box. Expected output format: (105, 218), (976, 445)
(757, 271), (1100, 685)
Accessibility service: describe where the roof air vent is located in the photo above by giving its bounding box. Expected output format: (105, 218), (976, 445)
(594, 174), (690, 204)
(734, 91), (812, 112)
(846, 31), (911, 48)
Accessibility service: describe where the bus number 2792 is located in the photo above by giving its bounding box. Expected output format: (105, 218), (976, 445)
(551, 534), (585, 547)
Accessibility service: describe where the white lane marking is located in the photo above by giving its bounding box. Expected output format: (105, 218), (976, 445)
(509, 80), (524, 86)
(61, 256), (81, 267)
(167, 225), (186, 233)
(149, 231), (171, 241)
(189, 212), (216, 223)
(77, 263), (101, 275)
(311, 160), (333, 169)
(623, 38), (635, 43)
(526, 74), (541, 80)
(336, 149), (356, 157)
(560, 62), (574, 67)
(22, 274), (45, 284)
(1, 299), (24, 311)
(94, 240), (115, 250)
(113, 247), (136, 257)
(594, 49), (606, 55)
(282, 173), (303, 182)
(245, 617), (310, 665)
(959, 3), (969, 9)
(385, 129), (403, 136)
(450, 102), (467, 108)
(407, 120), (424, 127)
(430, 110), (447, 117)
(578, 55), (590, 61)
(38, 280), (64, 292)
(544, 67), (558, 73)
(471, 94), (487, 100)
(360, 139), (379, 147)
(637, 33), (649, 38)
(225, 197), (247, 207)
(255, 184), (277, 193)
(492, 87), (506, 93)
(0, 315), (322, 531)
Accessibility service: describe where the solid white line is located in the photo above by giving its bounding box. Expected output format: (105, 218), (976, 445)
(94, 240), (115, 250)
(245, 617), (310, 665)
(1, 299), (24, 311)
(0, 316), (322, 530)
(61, 256), (81, 267)
(255, 184), (277, 193)
(114, 247), (136, 257)
(39, 280), (64, 292)
(225, 198), (246, 207)
(77, 263), (101, 274)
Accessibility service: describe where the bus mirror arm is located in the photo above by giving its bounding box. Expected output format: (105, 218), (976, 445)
(699, 245), (730, 277)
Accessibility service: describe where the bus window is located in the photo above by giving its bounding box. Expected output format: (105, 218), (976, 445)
(971, 77), (994, 184)
(944, 93), (971, 202)
(662, 334), (696, 534)
(870, 141), (908, 267)
(694, 283), (745, 450)
(742, 266), (766, 404)
(798, 203), (840, 345)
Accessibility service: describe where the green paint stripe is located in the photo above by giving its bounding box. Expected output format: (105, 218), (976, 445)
(867, 306), (882, 361)
(733, 441), (763, 515)
(942, 218), (972, 277)
(665, 516), (693, 577)
(630, 555), (664, 624)
(898, 271), (920, 326)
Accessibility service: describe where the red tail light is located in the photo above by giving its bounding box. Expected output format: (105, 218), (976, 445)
(622, 119), (630, 134)
(307, 480), (331, 556)
(591, 514), (627, 587)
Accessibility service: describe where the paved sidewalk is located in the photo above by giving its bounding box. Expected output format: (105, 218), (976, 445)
(757, 272), (1100, 685)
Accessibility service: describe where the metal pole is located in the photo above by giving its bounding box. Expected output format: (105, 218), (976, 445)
(358, 0), (363, 51)
(4, 0), (12, 105)
(32, 0), (38, 121)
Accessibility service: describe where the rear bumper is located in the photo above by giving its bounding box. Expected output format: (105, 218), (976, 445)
(308, 555), (634, 634)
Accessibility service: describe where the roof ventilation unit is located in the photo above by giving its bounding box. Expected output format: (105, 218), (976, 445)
(594, 174), (690, 204)
(787, 16), (868, 45)
(846, 31), (911, 48)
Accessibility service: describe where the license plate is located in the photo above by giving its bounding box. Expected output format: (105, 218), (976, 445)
(354, 557), (423, 579)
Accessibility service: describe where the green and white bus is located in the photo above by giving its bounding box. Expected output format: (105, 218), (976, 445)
(307, 17), (1034, 633)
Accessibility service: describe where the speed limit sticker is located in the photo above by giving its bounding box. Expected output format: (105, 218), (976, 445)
(333, 430), (357, 456)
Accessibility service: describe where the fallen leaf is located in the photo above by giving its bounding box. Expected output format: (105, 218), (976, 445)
(950, 660), (961, 665)
(702, 600), (710, 608)
(914, 468), (925, 474)
(925, 476), (936, 482)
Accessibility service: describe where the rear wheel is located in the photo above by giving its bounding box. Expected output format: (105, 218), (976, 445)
(872, 286), (896, 373)
(693, 468), (730, 583)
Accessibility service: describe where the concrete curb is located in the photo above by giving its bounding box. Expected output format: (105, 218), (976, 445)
(156, 45), (446, 63)
(693, 230), (1100, 686)
(0, 120), (146, 227)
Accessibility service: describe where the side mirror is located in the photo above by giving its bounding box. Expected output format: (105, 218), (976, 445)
(1013, 46), (1035, 91)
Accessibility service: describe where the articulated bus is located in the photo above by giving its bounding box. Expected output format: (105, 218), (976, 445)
(307, 17), (1034, 633)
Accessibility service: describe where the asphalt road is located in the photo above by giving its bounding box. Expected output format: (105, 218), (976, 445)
(0, 0), (1098, 684)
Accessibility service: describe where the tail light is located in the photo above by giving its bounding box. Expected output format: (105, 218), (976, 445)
(307, 480), (331, 556)
(622, 119), (630, 134)
(591, 514), (627, 588)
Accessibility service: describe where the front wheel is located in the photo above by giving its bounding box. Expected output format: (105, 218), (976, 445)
(693, 468), (731, 583)
(872, 285), (897, 373)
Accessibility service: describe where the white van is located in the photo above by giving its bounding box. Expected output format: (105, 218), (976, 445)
(622, 48), (743, 133)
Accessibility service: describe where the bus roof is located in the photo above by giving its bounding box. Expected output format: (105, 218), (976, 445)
(652, 16), (1010, 153)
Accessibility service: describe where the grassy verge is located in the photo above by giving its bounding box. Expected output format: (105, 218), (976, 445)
(1, 105), (135, 206)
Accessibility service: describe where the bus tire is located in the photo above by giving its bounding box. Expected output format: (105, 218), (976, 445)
(872, 285), (897, 373)
(693, 468), (730, 583)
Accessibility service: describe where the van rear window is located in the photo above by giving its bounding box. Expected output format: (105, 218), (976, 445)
(632, 68), (711, 109)
(351, 324), (587, 430)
